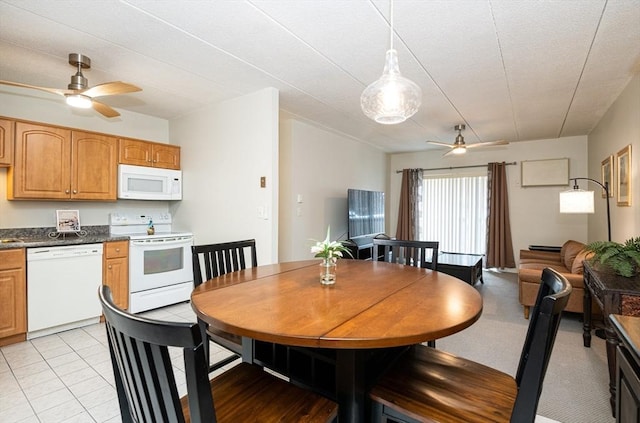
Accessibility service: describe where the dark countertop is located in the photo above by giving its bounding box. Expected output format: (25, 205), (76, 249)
(0, 225), (129, 250)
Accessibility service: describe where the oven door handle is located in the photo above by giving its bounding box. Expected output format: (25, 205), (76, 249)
(131, 237), (192, 246)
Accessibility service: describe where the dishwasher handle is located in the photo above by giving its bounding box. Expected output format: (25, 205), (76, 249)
(27, 244), (104, 261)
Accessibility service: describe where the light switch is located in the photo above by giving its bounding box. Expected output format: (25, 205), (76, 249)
(260, 177), (266, 188)
(297, 194), (303, 203)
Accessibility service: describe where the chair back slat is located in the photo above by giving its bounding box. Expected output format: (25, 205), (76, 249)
(192, 239), (257, 286)
(372, 239), (439, 270)
(510, 267), (572, 422)
(100, 286), (216, 423)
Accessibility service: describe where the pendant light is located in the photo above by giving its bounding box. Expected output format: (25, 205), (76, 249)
(361, 0), (422, 125)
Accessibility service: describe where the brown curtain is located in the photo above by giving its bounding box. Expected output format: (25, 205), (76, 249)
(486, 162), (515, 268)
(396, 168), (423, 240)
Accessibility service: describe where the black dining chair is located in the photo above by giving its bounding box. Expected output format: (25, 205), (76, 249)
(372, 238), (440, 347)
(191, 239), (257, 372)
(372, 238), (439, 270)
(369, 267), (572, 423)
(99, 285), (338, 423)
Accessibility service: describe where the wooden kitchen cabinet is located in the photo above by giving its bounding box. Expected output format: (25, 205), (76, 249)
(0, 249), (26, 346)
(103, 240), (129, 310)
(8, 122), (118, 200)
(0, 118), (14, 167)
(119, 137), (180, 169)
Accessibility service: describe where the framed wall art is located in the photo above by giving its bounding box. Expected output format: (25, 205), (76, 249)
(521, 158), (569, 187)
(616, 145), (632, 206)
(56, 210), (81, 232)
(601, 155), (614, 198)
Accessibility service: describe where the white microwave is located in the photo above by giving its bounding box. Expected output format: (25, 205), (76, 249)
(118, 164), (182, 200)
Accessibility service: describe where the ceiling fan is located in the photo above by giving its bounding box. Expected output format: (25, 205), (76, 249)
(0, 53), (141, 118)
(427, 124), (508, 156)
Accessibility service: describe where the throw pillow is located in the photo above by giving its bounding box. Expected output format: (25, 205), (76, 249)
(571, 249), (595, 274)
(563, 240), (585, 270)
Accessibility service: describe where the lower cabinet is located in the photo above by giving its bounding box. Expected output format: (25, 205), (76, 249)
(0, 249), (26, 345)
(103, 241), (129, 310)
(617, 345), (640, 422)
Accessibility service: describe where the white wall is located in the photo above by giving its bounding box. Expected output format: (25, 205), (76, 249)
(169, 88), (279, 265)
(389, 136), (589, 266)
(588, 74), (640, 242)
(0, 89), (171, 229)
(279, 117), (388, 261)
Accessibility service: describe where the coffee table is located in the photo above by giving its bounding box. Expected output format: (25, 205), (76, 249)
(427, 252), (484, 285)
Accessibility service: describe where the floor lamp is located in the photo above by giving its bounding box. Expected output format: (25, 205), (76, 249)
(559, 177), (611, 241)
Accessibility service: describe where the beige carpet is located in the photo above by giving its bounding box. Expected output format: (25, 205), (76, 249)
(437, 270), (614, 423)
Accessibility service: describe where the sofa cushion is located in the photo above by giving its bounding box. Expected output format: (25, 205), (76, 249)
(519, 263), (570, 277)
(519, 266), (585, 289)
(571, 249), (594, 274)
(562, 240), (585, 270)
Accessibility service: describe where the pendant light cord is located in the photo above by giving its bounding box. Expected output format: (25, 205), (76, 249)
(389, 0), (394, 50)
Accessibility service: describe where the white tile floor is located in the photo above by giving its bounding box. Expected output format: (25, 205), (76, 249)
(1, 300), (561, 423)
(0, 301), (237, 423)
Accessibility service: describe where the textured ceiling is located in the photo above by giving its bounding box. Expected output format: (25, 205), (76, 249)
(0, 0), (639, 153)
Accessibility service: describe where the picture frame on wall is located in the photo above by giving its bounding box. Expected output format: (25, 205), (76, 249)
(616, 145), (632, 206)
(520, 158), (569, 187)
(601, 155), (614, 198)
(56, 210), (81, 233)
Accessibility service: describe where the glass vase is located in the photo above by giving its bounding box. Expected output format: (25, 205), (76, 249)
(319, 258), (337, 285)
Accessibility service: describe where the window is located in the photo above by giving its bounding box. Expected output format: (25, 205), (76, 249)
(421, 174), (487, 255)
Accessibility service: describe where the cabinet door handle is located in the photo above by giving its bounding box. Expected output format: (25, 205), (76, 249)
(115, 248), (120, 252)
(108, 265), (112, 269)
(65, 189), (70, 194)
(73, 190), (77, 194)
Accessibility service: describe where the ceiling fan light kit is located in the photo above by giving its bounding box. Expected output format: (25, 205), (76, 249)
(361, 0), (422, 125)
(65, 94), (93, 109)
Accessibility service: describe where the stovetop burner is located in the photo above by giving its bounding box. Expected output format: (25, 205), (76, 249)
(109, 212), (191, 239)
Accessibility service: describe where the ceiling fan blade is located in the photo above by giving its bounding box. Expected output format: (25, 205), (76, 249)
(426, 141), (455, 149)
(0, 80), (71, 96)
(91, 100), (120, 118)
(81, 81), (141, 98)
(465, 140), (509, 149)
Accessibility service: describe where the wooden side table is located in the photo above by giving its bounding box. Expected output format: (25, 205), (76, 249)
(583, 261), (640, 415)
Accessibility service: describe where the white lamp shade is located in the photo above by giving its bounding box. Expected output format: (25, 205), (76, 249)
(559, 189), (595, 213)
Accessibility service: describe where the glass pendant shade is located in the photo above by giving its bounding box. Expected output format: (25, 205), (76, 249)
(65, 94), (92, 109)
(361, 49), (422, 125)
(559, 189), (595, 213)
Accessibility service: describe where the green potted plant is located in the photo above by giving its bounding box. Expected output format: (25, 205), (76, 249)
(585, 237), (640, 277)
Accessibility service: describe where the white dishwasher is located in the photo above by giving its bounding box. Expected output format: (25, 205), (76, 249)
(27, 243), (103, 339)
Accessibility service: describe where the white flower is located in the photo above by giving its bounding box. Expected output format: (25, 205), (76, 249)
(310, 226), (352, 260)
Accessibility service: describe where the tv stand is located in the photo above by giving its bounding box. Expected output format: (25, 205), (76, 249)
(345, 235), (388, 260)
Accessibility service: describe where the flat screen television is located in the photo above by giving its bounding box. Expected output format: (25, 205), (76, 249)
(347, 189), (385, 239)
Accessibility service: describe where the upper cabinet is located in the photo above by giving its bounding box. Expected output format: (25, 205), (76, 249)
(8, 122), (117, 201)
(0, 118), (14, 167)
(119, 138), (180, 170)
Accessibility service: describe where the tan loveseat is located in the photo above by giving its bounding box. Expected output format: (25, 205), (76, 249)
(518, 240), (592, 319)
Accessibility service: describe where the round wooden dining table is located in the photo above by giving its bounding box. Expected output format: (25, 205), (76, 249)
(191, 259), (483, 423)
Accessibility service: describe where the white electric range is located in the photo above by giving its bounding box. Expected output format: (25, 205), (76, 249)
(109, 213), (193, 313)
